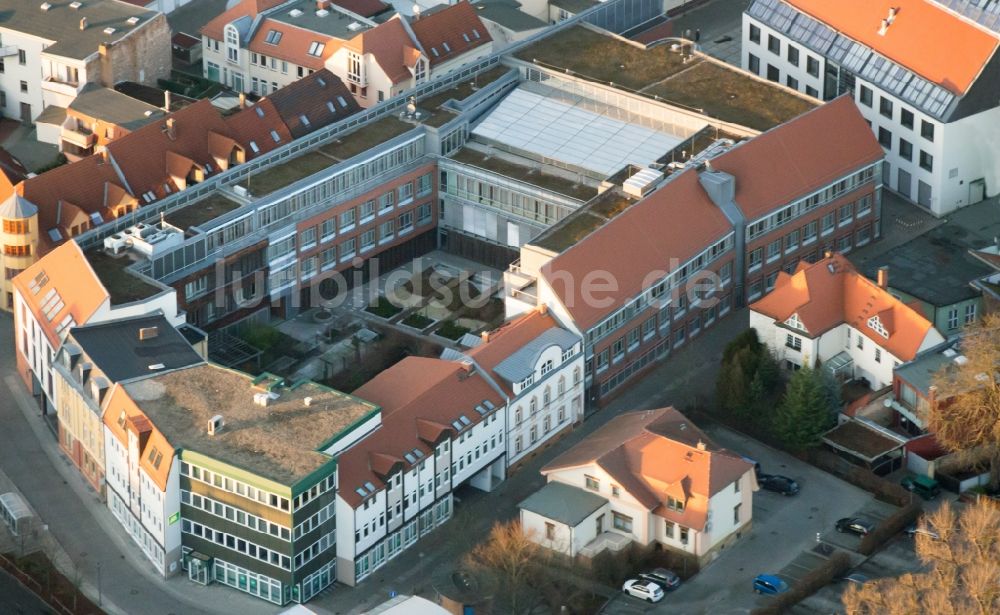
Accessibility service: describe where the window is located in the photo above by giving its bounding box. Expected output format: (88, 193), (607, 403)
(18, 49), (26, 65)
(748, 247), (763, 269)
(612, 512), (633, 533)
(878, 127), (892, 148)
(545, 522), (555, 540)
(879, 97), (893, 119)
(785, 334), (802, 351)
(839, 203), (853, 225)
(766, 239), (781, 262)
(749, 24), (760, 44)
(875, 348), (882, 363)
(766, 64), (780, 82)
(667, 496), (685, 512)
(679, 526), (689, 544)
(899, 138), (913, 161)
(802, 220), (818, 243)
(787, 44), (799, 66)
(786, 75), (799, 90)
(20, 80), (27, 93)
(965, 303), (977, 325)
(3, 220), (28, 234)
(901, 108), (914, 129)
(856, 334), (864, 350)
(665, 521), (675, 538)
(612, 485), (620, 497)
(734, 503), (742, 525)
(767, 34), (780, 54)
(822, 212), (835, 234)
(921, 120), (934, 142)
(947, 308), (959, 330)
(585, 475), (599, 491)
(806, 85), (818, 98)
(807, 56), (819, 77)
(748, 54), (760, 74)
(307, 42), (325, 57)
(919, 150), (933, 172)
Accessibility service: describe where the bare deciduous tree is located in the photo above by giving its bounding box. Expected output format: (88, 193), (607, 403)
(929, 314), (1000, 487)
(843, 500), (1000, 615)
(464, 520), (551, 614)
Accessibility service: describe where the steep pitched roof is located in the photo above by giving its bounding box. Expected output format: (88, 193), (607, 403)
(781, 0), (999, 95)
(265, 69), (361, 137)
(750, 253), (939, 361)
(341, 357), (504, 508)
(225, 98), (293, 157)
(344, 18), (420, 84)
(540, 169), (732, 331)
(409, 1), (492, 67)
(12, 241), (109, 348)
(542, 408), (752, 530)
(247, 18), (342, 70)
(201, 0), (287, 41)
(464, 308), (577, 394)
(711, 96), (883, 223)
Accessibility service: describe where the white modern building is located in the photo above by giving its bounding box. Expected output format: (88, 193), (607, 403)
(742, 0), (1000, 215)
(750, 253), (946, 389)
(520, 407), (755, 563)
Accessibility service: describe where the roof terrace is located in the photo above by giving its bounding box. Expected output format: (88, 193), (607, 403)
(164, 192), (243, 231)
(450, 147), (597, 201)
(516, 26), (818, 131)
(418, 65), (514, 128)
(125, 365), (379, 485)
(532, 188), (636, 252)
(86, 250), (163, 305)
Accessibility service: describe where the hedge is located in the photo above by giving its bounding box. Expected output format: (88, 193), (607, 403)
(807, 449), (914, 506)
(857, 503), (922, 556)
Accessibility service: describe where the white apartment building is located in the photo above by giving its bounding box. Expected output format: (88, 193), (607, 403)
(520, 408), (755, 563)
(459, 306), (585, 466)
(750, 253), (945, 389)
(0, 0), (169, 125)
(103, 383), (183, 576)
(200, 0), (376, 96)
(339, 357), (507, 585)
(742, 0), (1000, 215)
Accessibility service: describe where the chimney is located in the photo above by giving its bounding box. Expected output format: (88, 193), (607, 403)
(238, 92), (246, 109)
(316, 0), (330, 8)
(98, 148), (108, 164)
(458, 361), (474, 379)
(824, 249), (833, 259)
(165, 117), (176, 140)
(877, 266), (889, 289)
(878, 19), (889, 36)
(887, 7), (898, 23)
(138, 326), (159, 341)
(79, 17), (88, 30)
(481, 331), (490, 343)
(537, 303), (548, 315)
(696, 440), (706, 451)
(163, 89), (171, 112)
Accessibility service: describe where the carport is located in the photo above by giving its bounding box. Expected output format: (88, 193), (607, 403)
(822, 420), (907, 475)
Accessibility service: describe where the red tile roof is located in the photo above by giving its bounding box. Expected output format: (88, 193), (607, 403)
(783, 0), (998, 95)
(12, 241), (109, 348)
(465, 308), (563, 394)
(225, 98), (293, 157)
(409, 1), (492, 67)
(711, 96), (884, 223)
(264, 69), (361, 138)
(540, 170), (733, 331)
(201, 0), (287, 41)
(542, 408), (752, 530)
(247, 18), (342, 70)
(344, 18), (419, 84)
(341, 357), (504, 508)
(750, 253), (940, 361)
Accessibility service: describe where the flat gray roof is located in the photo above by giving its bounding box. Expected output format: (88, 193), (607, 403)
(474, 0), (547, 32)
(69, 85), (164, 131)
(519, 480), (607, 527)
(894, 343), (958, 396)
(0, 0), (157, 60)
(270, 0), (372, 39)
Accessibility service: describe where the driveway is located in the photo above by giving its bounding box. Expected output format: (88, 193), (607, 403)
(611, 425), (877, 615)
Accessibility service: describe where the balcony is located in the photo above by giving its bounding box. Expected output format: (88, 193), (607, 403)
(42, 76), (82, 98)
(61, 125), (96, 149)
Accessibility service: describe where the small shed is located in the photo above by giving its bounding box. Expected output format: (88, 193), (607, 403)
(0, 492), (34, 536)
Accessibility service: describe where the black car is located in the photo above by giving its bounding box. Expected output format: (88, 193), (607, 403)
(836, 517), (875, 536)
(639, 568), (681, 591)
(758, 474), (799, 495)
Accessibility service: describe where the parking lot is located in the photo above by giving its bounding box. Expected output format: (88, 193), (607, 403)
(602, 424), (876, 614)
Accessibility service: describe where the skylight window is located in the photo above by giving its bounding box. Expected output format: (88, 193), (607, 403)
(317, 77), (327, 87)
(300, 114), (310, 126)
(430, 47), (439, 57)
(354, 486), (367, 496)
(472, 28), (480, 39)
(442, 42), (451, 53)
(255, 106), (265, 117)
(404, 452), (416, 464)
(413, 449), (424, 459)
(451, 420), (462, 431)
(265, 30), (282, 45)
(459, 415), (471, 426)
(326, 101), (336, 113)
(462, 33), (470, 43)
(270, 130), (281, 143)
(336, 96), (348, 108)
(249, 140), (260, 153)
(307, 42), (325, 57)
(364, 481), (376, 492)
(483, 399), (494, 410)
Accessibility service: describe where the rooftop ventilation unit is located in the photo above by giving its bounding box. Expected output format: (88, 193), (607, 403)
(69, 1), (82, 9)
(289, 8), (303, 17)
(348, 21), (364, 31)
(316, 9), (329, 17)
(304, 396), (313, 407)
(40, 2), (52, 11)
(207, 415), (224, 436)
(139, 326), (159, 341)
(148, 363), (165, 370)
(103, 27), (116, 35)
(623, 167), (664, 198)
(127, 16), (140, 26)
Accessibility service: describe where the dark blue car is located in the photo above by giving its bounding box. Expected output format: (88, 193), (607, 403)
(753, 574), (789, 595)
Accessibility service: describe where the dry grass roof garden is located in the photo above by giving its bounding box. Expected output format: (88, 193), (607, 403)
(517, 26), (818, 131)
(125, 364), (378, 485)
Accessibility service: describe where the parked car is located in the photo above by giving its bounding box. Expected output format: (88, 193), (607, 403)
(752, 574), (789, 595)
(757, 474), (799, 495)
(905, 523), (940, 540)
(842, 573), (870, 585)
(901, 475), (941, 500)
(622, 579), (665, 603)
(639, 568), (681, 591)
(836, 517), (875, 536)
